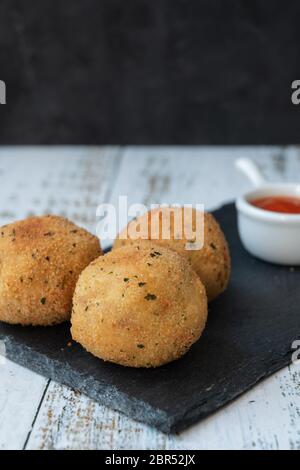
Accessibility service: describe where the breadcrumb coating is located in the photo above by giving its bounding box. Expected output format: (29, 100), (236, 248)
(0, 215), (102, 325)
(71, 244), (207, 368)
(114, 208), (231, 301)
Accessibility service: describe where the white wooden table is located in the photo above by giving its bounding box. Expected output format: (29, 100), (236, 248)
(0, 146), (299, 450)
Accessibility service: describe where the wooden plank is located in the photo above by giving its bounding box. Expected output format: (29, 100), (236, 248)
(0, 146), (121, 449)
(0, 358), (47, 450)
(25, 381), (174, 450)
(0, 146), (120, 232)
(109, 146), (289, 226)
(22, 146), (300, 449)
(176, 365), (300, 450)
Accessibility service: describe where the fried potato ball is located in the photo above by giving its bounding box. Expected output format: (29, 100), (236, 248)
(0, 215), (102, 326)
(114, 207), (231, 302)
(71, 244), (207, 368)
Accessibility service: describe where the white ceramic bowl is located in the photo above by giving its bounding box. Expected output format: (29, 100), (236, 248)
(235, 158), (300, 265)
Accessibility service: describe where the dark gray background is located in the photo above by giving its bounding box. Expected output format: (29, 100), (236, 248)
(1, 0), (300, 144)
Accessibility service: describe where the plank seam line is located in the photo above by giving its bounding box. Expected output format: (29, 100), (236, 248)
(22, 378), (51, 450)
(103, 147), (124, 204)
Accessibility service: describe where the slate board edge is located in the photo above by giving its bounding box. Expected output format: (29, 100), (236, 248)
(0, 328), (293, 434)
(1, 334), (173, 433)
(170, 352), (292, 433)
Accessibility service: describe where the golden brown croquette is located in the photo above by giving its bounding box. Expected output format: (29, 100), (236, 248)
(114, 207), (231, 301)
(0, 215), (102, 326)
(71, 244), (207, 368)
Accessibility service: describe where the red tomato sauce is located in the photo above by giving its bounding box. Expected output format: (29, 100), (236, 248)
(250, 196), (300, 214)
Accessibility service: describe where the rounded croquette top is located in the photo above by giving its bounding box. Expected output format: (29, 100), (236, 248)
(114, 208), (231, 301)
(0, 214), (95, 245)
(0, 215), (102, 326)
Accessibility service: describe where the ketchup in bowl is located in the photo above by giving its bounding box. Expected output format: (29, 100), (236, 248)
(250, 196), (300, 214)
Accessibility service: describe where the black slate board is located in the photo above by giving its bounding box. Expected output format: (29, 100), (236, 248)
(1, 203), (300, 433)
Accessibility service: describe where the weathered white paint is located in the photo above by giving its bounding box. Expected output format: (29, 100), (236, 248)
(0, 146), (121, 232)
(26, 381), (175, 450)
(0, 146), (300, 450)
(177, 364), (300, 450)
(0, 358), (47, 450)
(109, 146), (289, 232)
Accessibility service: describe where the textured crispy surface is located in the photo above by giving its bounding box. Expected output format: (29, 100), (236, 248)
(71, 244), (207, 368)
(114, 208), (231, 302)
(0, 215), (102, 326)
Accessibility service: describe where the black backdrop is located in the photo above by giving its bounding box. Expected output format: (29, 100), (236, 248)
(1, 0), (300, 144)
